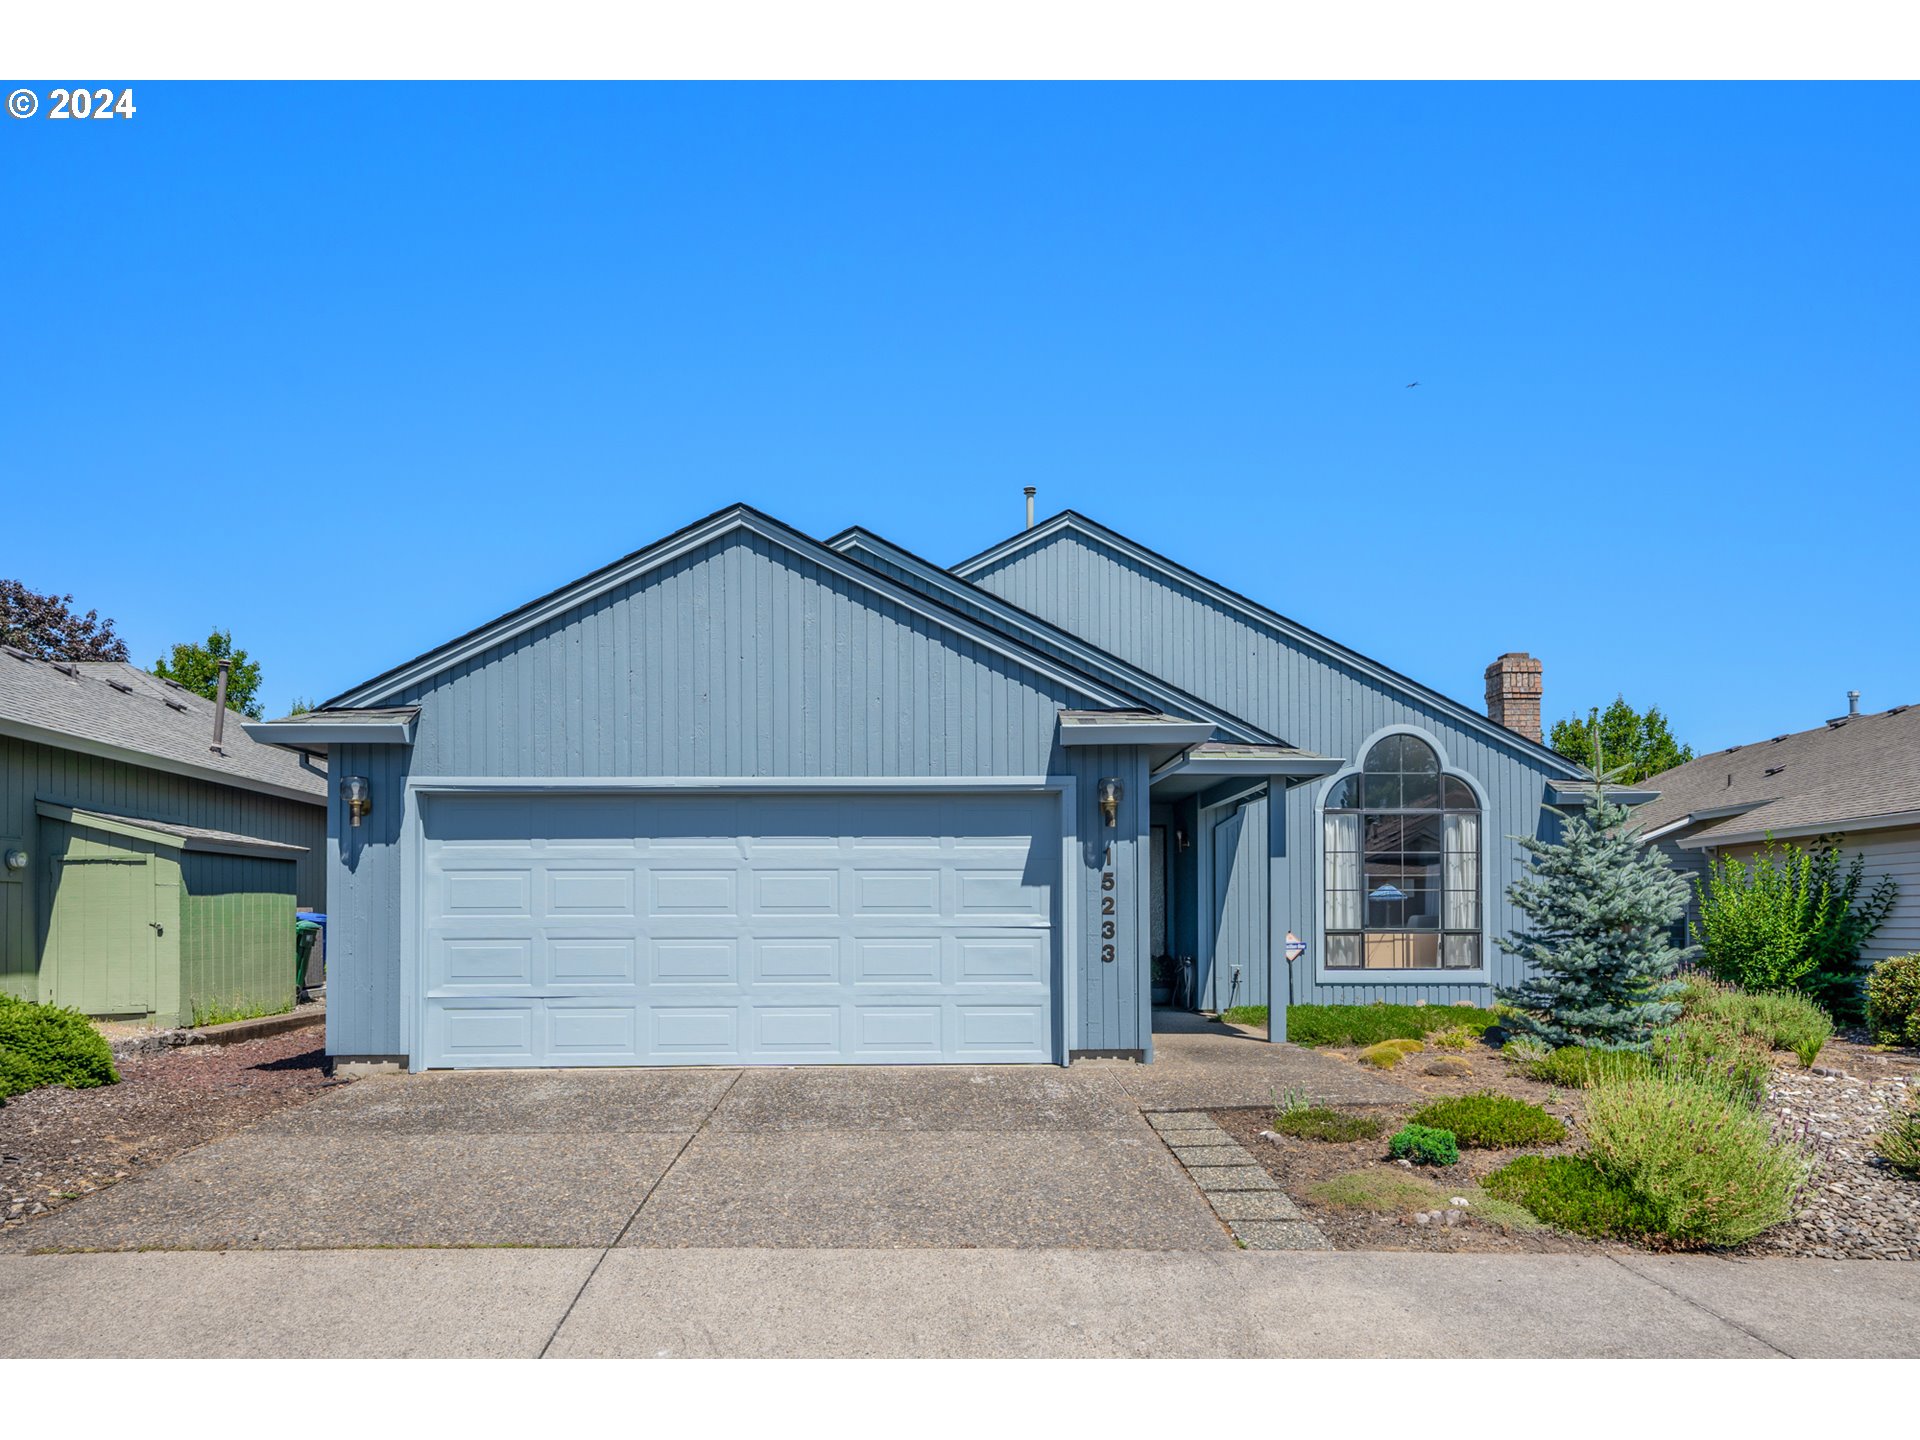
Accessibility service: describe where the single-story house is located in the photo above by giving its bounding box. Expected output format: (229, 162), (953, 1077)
(0, 651), (327, 1025)
(247, 503), (1592, 1071)
(1631, 696), (1919, 964)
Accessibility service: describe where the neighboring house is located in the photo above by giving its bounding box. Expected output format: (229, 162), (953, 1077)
(246, 503), (1589, 1071)
(0, 651), (327, 1025)
(1630, 697), (1920, 965)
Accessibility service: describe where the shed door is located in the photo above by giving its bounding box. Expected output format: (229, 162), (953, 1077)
(420, 791), (1059, 1068)
(44, 840), (157, 1017)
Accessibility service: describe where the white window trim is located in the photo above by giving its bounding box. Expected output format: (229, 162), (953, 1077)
(1311, 725), (1492, 986)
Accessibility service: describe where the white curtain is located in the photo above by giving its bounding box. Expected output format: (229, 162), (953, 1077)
(1324, 811), (1361, 930)
(1444, 811), (1479, 930)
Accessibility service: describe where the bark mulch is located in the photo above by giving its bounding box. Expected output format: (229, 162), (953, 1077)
(1209, 1036), (1608, 1254)
(2, 1030), (347, 1233)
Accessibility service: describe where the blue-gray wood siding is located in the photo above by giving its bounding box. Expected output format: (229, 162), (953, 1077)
(321, 530), (1152, 1059)
(0, 733), (325, 1002)
(965, 525), (1575, 1008)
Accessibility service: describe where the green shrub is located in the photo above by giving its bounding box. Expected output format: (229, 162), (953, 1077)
(1388, 1124), (1459, 1166)
(1652, 1016), (1774, 1106)
(1694, 840), (1897, 1001)
(1357, 1038), (1425, 1069)
(0, 993), (118, 1102)
(1483, 1155), (1662, 1238)
(1502, 1035), (1551, 1066)
(1431, 1024), (1481, 1051)
(1874, 1106), (1920, 1179)
(1683, 975), (1833, 1066)
(1866, 953), (1920, 1048)
(1273, 1106), (1385, 1143)
(1526, 1045), (1655, 1088)
(1283, 1003), (1500, 1049)
(1407, 1092), (1568, 1148)
(1583, 1071), (1813, 1246)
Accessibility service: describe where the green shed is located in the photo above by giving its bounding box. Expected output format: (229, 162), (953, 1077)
(36, 803), (304, 1027)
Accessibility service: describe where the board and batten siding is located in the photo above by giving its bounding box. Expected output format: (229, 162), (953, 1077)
(322, 529), (1154, 1060)
(0, 733), (325, 1002)
(964, 525), (1580, 1009)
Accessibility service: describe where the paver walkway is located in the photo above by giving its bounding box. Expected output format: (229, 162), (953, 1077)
(1143, 1111), (1332, 1250)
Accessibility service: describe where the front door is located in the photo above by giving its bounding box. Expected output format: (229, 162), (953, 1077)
(1202, 791), (1269, 1013)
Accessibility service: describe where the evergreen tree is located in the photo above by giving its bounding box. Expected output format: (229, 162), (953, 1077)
(1497, 773), (1695, 1051)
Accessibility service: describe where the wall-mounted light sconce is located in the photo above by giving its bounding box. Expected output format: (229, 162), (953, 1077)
(4, 848), (27, 872)
(1175, 826), (1189, 852)
(1097, 778), (1123, 828)
(342, 775), (372, 828)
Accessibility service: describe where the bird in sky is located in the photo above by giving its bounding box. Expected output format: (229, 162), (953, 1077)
(1405, 381), (1420, 388)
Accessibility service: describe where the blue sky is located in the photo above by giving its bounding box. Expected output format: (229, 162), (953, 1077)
(4, 83), (1914, 748)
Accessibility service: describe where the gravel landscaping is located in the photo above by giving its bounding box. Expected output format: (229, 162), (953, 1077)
(1745, 1037), (1919, 1261)
(1208, 1029), (1920, 1259)
(3, 1030), (346, 1233)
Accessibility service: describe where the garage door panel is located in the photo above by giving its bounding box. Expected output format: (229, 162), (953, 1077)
(751, 937), (842, 983)
(854, 937), (942, 983)
(649, 938), (738, 983)
(651, 870), (737, 914)
(546, 869), (636, 915)
(443, 871), (533, 916)
(855, 1006), (943, 1055)
(432, 1003), (538, 1063)
(548, 937), (637, 985)
(751, 869), (838, 914)
(956, 934), (1049, 983)
(751, 1005), (841, 1056)
(650, 1006), (739, 1057)
(422, 791), (1057, 1067)
(547, 1005), (638, 1059)
(955, 1004), (1050, 1056)
(854, 870), (941, 915)
(434, 938), (535, 990)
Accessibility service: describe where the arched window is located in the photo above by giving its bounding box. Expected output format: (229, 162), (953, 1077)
(1323, 734), (1480, 971)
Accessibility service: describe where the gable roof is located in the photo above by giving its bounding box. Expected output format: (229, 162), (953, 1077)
(1632, 702), (1920, 847)
(0, 651), (327, 806)
(320, 504), (1182, 721)
(826, 525), (1285, 747)
(954, 510), (1585, 778)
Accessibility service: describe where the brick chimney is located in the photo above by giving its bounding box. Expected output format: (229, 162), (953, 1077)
(1484, 652), (1543, 743)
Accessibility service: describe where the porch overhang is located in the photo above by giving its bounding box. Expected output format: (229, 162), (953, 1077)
(243, 707), (421, 754)
(1149, 742), (1341, 799)
(1546, 780), (1663, 808)
(1059, 708), (1215, 766)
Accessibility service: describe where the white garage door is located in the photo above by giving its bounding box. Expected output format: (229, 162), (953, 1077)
(420, 791), (1059, 1067)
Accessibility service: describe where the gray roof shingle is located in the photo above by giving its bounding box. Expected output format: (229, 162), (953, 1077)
(0, 650), (326, 805)
(1632, 703), (1920, 844)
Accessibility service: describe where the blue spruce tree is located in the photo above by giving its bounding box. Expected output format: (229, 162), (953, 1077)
(1497, 772), (1694, 1051)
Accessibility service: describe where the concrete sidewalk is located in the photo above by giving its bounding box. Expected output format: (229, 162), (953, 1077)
(3, 1249), (1913, 1358)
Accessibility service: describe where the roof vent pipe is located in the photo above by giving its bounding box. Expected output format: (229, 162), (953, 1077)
(210, 659), (230, 752)
(1024, 486), (1036, 530)
(1848, 689), (1861, 716)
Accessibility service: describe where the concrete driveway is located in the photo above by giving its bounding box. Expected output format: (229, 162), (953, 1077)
(1, 1063), (1222, 1252)
(3, 1030), (1402, 1255)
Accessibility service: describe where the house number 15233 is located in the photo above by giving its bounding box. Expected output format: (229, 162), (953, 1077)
(1100, 866), (1117, 962)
